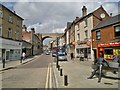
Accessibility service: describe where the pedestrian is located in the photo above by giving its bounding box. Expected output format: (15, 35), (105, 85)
(22, 52), (26, 60)
(87, 52), (109, 83)
(70, 53), (74, 60)
(79, 52), (84, 61)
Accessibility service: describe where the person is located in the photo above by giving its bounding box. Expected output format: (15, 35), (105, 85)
(70, 53), (74, 60)
(87, 52), (109, 83)
(22, 52), (26, 60)
(79, 52), (84, 61)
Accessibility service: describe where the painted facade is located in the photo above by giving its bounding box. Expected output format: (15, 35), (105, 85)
(0, 4), (23, 62)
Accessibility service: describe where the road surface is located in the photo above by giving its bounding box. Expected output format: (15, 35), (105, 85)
(1, 54), (53, 89)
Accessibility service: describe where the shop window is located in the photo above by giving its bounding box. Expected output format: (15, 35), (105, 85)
(114, 25), (120, 37)
(104, 48), (113, 55)
(96, 30), (101, 40)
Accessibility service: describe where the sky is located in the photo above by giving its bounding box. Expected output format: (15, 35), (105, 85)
(0, 0), (120, 45)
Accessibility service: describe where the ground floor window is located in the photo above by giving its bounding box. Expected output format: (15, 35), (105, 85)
(76, 48), (91, 59)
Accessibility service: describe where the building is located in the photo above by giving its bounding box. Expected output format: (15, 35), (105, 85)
(74, 6), (110, 60)
(65, 22), (72, 55)
(92, 14), (120, 61)
(0, 4), (23, 62)
(22, 27), (42, 56)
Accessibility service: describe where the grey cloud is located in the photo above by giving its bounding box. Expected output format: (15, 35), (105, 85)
(13, 2), (119, 33)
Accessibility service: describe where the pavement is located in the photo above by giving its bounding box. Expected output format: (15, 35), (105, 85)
(0, 55), (39, 71)
(53, 56), (120, 89)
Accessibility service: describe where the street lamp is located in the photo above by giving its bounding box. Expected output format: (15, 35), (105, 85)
(56, 37), (59, 68)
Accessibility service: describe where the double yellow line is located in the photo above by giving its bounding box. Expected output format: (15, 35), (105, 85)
(45, 63), (52, 89)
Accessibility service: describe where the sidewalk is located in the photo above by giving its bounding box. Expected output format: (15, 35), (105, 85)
(0, 55), (39, 71)
(53, 57), (119, 88)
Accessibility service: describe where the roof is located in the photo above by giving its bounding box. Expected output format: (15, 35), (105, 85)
(0, 4), (24, 20)
(92, 14), (120, 31)
(75, 6), (107, 24)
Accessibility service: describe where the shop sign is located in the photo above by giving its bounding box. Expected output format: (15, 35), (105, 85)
(98, 42), (120, 47)
(86, 41), (91, 46)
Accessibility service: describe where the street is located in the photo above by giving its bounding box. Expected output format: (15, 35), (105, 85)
(1, 54), (53, 89)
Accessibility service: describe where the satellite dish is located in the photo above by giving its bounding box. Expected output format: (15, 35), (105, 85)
(100, 13), (105, 18)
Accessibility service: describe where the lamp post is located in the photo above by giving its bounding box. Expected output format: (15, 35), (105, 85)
(56, 37), (59, 68)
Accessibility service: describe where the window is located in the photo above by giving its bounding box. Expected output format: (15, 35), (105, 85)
(0, 26), (1, 36)
(114, 25), (120, 37)
(85, 30), (88, 39)
(84, 19), (88, 27)
(77, 24), (80, 31)
(17, 19), (20, 26)
(104, 48), (113, 55)
(0, 10), (3, 18)
(96, 30), (101, 40)
(8, 15), (13, 23)
(77, 33), (80, 40)
(8, 28), (12, 38)
(16, 31), (19, 40)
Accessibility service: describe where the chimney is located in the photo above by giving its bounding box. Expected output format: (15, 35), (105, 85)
(82, 6), (87, 17)
(22, 25), (27, 31)
(67, 22), (72, 29)
(31, 28), (35, 33)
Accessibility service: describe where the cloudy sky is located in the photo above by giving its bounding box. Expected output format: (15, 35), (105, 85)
(0, 0), (120, 45)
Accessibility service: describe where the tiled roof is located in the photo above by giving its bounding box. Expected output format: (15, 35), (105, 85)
(93, 14), (120, 31)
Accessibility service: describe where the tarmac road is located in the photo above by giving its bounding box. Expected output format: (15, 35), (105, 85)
(1, 54), (53, 89)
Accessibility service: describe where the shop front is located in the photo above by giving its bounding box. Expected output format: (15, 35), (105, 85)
(75, 40), (91, 60)
(97, 41), (120, 61)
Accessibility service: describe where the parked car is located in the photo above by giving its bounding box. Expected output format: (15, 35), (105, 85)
(58, 53), (67, 61)
(52, 51), (57, 57)
(44, 51), (50, 55)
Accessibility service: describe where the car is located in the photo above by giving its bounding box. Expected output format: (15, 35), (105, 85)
(52, 51), (57, 57)
(58, 53), (67, 61)
(45, 51), (50, 55)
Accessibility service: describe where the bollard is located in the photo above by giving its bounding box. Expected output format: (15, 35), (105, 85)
(60, 68), (63, 76)
(3, 59), (5, 68)
(64, 75), (68, 86)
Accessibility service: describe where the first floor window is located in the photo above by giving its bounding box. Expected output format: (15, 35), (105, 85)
(8, 28), (12, 38)
(16, 31), (19, 40)
(96, 30), (101, 40)
(114, 25), (120, 37)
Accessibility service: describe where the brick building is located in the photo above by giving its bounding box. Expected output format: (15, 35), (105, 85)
(92, 14), (120, 61)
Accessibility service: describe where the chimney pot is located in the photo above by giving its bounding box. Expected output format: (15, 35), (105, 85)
(82, 6), (87, 17)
